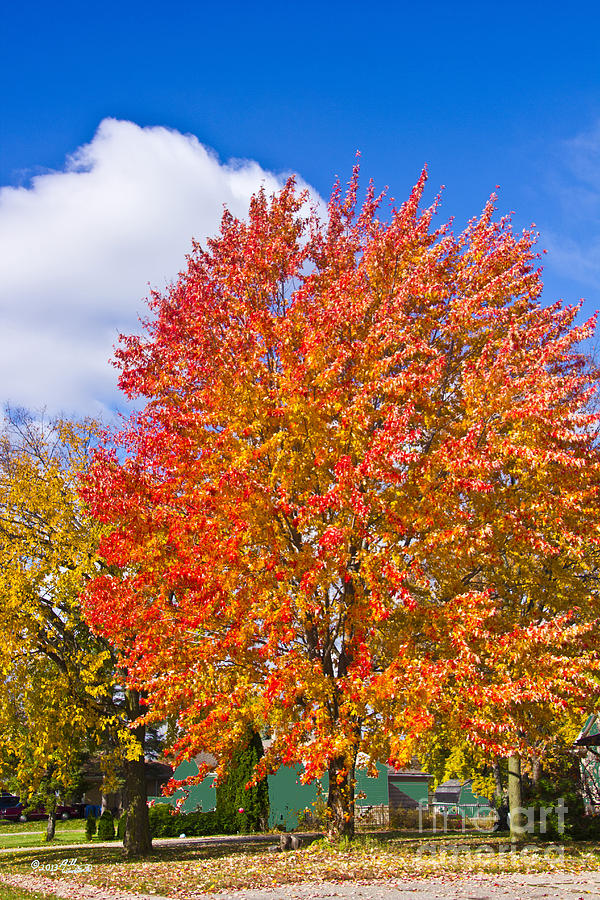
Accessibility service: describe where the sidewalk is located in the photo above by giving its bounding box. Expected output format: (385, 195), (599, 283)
(3, 871), (600, 899)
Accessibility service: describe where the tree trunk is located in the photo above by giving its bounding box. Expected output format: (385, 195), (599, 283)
(123, 688), (152, 857)
(507, 754), (525, 839)
(532, 755), (542, 786)
(327, 756), (355, 838)
(492, 757), (503, 803)
(325, 577), (359, 840)
(45, 809), (57, 841)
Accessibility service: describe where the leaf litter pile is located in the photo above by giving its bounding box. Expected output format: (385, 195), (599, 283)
(2, 837), (600, 898)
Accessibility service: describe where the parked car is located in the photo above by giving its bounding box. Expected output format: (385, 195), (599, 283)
(0, 796), (84, 822)
(56, 802), (84, 820)
(0, 801), (43, 822)
(0, 793), (20, 815)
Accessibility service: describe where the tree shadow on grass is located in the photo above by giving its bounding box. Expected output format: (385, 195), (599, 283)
(2, 838), (285, 874)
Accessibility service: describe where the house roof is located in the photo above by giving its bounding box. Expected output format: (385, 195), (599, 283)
(193, 752), (218, 768)
(81, 758), (173, 783)
(433, 779), (464, 803)
(386, 755), (432, 778)
(575, 715), (600, 747)
(145, 761), (174, 780)
(387, 767), (433, 778)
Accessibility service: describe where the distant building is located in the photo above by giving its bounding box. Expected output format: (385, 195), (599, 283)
(387, 764), (432, 812)
(81, 758), (173, 814)
(432, 779), (492, 817)
(574, 714), (600, 812)
(150, 757), (433, 830)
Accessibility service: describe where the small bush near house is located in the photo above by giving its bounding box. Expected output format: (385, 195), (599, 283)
(96, 810), (115, 841)
(390, 808), (435, 831)
(147, 803), (179, 838)
(117, 812), (127, 841)
(538, 794), (600, 842)
(527, 761), (595, 842)
(297, 795), (329, 831)
(571, 814), (600, 841)
(85, 815), (97, 840)
(181, 810), (220, 836)
(147, 803), (220, 838)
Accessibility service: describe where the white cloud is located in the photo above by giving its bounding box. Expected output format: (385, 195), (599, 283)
(543, 233), (600, 290)
(543, 121), (600, 291)
(0, 119), (320, 418)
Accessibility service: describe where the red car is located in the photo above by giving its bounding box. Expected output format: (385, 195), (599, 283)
(0, 795), (83, 822)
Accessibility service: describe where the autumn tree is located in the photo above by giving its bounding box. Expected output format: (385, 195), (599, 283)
(82, 171), (600, 836)
(0, 411), (152, 852)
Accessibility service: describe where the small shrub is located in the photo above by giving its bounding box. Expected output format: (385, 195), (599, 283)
(336, 835), (353, 851)
(148, 804), (221, 838)
(296, 808), (312, 829)
(445, 813), (464, 831)
(539, 797), (600, 842)
(148, 803), (179, 838)
(181, 810), (219, 836)
(97, 810), (115, 841)
(117, 812), (127, 841)
(572, 814), (600, 841)
(85, 816), (97, 841)
(390, 807), (434, 831)
(297, 795), (329, 831)
(526, 756), (590, 842)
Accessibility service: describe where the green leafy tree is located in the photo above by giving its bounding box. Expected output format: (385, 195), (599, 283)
(0, 410), (152, 854)
(216, 730), (269, 833)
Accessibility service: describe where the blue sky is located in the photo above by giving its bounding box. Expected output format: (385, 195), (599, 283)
(1, 0), (600, 415)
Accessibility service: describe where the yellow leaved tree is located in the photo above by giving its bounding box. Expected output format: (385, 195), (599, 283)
(0, 411), (151, 853)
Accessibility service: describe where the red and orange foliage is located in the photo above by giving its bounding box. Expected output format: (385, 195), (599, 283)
(82, 170), (600, 834)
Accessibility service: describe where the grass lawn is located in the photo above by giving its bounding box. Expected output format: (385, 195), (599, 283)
(0, 887), (60, 900)
(0, 830), (87, 850)
(1, 834), (600, 897)
(0, 819), (88, 851)
(0, 819), (84, 834)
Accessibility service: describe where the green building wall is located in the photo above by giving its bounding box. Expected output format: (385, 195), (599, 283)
(458, 781), (493, 817)
(388, 772), (430, 808)
(267, 765), (326, 831)
(148, 759), (217, 812)
(356, 763), (389, 806)
(267, 762), (390, 830)
(150, 759), (417, 830)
